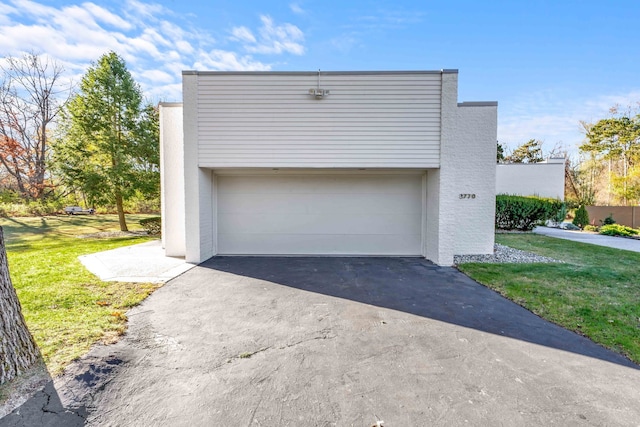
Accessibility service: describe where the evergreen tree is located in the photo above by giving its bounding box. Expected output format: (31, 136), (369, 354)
(572, 205), (590, 229)
(54, 52), (159, 231)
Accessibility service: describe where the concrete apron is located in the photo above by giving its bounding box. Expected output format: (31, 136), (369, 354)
(4, 257), (639, 426)
(78, 240), (195, 283)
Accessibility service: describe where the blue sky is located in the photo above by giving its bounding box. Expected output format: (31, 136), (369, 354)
(1, 0), (639, 155)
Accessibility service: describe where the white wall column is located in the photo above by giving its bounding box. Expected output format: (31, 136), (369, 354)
(183, 71), (216, 263)
(159, 102), (185, 257)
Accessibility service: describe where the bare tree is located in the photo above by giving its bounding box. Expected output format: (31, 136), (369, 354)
(0, 53), (69, 200)
(0, 227), (40, 385)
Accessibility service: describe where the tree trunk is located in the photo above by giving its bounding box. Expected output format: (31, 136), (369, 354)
(115, 191), (128, 232)
(0, 227), (41, 385)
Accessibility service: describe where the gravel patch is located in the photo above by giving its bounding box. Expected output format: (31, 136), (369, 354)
(454, 244), (563, 265)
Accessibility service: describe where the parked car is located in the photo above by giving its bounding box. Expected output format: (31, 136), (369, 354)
(64, 206), (95, 215)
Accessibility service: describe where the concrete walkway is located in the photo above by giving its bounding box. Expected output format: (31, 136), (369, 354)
(78, 240), (195, 283)
(534, 226), (640, 253)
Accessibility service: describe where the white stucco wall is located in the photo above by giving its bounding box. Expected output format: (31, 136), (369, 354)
(496, 160), (565, 200)
(423, 73), (497, 264)
(452, 102), (498, 255)
(183, 72), (216, 263)
(159, 103), (185, 257)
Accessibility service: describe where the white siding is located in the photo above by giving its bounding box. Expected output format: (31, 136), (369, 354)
(194, 72), (442, 168)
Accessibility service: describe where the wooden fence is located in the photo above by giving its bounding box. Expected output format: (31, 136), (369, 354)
(585, 206), (640, 228)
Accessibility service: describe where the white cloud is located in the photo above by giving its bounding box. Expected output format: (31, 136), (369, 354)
(194, 50), (271, 72)
(231, 26), (256, 43)
(132, 69), (174, 84)
(81, 2), (133, 30)
(0, 0), (304, 101)
(241, 15), (305, 55)
(0, 3), (18, 25)
(289, 3), (305, 15)
(330, 34), (359, 54)
(350, 8), (425, 30)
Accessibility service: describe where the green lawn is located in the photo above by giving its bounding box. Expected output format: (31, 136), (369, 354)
(458, 233), (640, 365)
(1, 214), (160, 375)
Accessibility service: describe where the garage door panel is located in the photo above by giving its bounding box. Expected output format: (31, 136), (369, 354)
(219, 212), (421, 235)
(216, 174), (423, 255)
(218, 192), (421, 215)
(218, 175), (421, 194)
(218, 233), (422, 255)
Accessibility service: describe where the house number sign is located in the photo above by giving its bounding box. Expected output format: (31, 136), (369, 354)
(459, 193), (476, 199)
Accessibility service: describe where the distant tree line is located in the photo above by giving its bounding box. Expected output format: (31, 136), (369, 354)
(0, 52), (159, 230)
(499, 105), (640, 208)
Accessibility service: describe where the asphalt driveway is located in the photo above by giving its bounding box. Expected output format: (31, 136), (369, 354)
(3, 257), (640, 426)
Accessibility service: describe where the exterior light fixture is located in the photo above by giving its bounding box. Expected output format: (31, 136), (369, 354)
(309, 69), (329, 99)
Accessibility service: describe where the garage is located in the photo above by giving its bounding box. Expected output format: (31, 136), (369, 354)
(216, 172), (423, 255)
(160, 70), (498, 265)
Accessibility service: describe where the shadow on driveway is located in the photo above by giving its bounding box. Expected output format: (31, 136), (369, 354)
(202, 256), (638, 370)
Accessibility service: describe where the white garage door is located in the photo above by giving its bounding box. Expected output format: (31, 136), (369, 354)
(217, 173), (423, 255)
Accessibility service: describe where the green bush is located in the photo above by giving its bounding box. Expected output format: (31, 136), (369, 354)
(602, 214), (616, 225)
(554, 203), (568, 224)
(583, 224), (598, 232)
(139, 216), (161, 235)
(599, 224), (639, 237)
(572, 205), (590, 229)
(495, 195), (565, 231)
(0, 189), (20, 203)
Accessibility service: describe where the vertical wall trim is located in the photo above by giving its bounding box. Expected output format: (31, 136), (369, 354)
(421, 173), (427, 256)
(182, 73), (201, 263)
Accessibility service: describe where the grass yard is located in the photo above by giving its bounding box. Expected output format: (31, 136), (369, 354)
(0, 214), (160, 375)
(458, 233), (640, 365)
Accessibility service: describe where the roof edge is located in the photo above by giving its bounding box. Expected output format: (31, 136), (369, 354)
(458, 101), (498, 107)
(182, 70), (456, 76)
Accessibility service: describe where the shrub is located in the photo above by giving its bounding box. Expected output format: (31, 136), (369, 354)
(554, 203), (568, 225)
(0, 200), (63, 217)
(139, 216), (161, 235)
(495, 195), (564, 231)
(572, 205), (590, 229)
(602, 214), (616, 225)
(583, 225), (598, 232)
(599, 224), (639, 237)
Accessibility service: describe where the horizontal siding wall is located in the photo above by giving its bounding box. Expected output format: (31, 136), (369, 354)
(195, 72), (442, 168)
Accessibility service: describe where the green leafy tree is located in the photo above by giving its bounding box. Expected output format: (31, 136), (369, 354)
(53, 52), (159, 231)
(505, 139), (544, 163)
(579, 112), (640, 205)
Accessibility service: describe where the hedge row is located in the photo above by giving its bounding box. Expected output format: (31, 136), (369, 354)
(496, 195), (564, 231)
